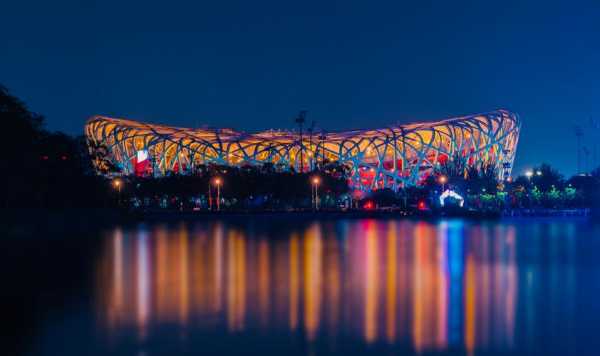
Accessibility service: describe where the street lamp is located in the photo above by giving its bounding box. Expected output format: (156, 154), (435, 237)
(536, 170), (542, 176)
(525, 170), (534, 180)
(438, 175), (447, 191)
(213, 177), (222, 211)
(311, 176), (320, 210)
(113, 179), (122, 206)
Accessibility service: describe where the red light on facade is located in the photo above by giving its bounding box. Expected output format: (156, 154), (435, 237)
(61, 155), (67, 160)
(85, 110), (520, 189)
(41, 155), (49, 160)
(418, 200), (426, 210)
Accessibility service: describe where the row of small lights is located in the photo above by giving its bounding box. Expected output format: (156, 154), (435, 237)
(112, 176), (321, 191)
(116, 170), (553, 208)
(113, 171), (543, 194)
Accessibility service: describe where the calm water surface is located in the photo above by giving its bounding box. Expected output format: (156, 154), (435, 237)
(8, 216), (600, 355)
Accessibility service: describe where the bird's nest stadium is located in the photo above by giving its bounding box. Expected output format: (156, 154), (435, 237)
(85, 109), (520, 191)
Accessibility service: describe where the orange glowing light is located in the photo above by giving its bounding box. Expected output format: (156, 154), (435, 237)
(87, 110), (520, 190)
(364, 223), (378, 343)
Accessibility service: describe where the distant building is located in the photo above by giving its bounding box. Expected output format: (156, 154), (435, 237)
(85, 109), (520, 191)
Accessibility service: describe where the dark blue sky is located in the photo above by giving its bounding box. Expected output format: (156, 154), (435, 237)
(2, 0), (599, 175)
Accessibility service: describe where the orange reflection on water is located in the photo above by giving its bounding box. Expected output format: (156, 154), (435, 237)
(364, 221), (378, 344)
(213, 224), (224, 313)
(411, 222), (448, 352)
(464, 253), (476, 356)
(303, 225), (322, 341)
(289, 233), (300, 331)
(385, 222), (397, 344)
(436, 226), (448, 349)
(178, 226), (189, 327)
(97, 219), (522, 353)
(227, 230), (246, 331)
(258, 239), (270, 327)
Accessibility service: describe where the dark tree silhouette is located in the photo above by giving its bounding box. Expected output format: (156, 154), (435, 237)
(530, 163), (564, 192)
(2, 85), (46, 207)
(1, 85), (113, 209)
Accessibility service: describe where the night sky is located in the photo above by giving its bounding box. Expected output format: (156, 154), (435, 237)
(2, 0), (599, 175)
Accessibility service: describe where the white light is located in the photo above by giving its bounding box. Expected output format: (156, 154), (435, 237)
(137, 149), (149, 162)
(440, 189), (464, 207)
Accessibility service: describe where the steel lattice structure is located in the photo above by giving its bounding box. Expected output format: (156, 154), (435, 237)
(85, 109), (520, 191)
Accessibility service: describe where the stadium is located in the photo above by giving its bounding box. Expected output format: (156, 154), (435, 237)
(85, 109), (520, 191)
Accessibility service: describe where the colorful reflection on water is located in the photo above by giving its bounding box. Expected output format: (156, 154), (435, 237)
(95, 218), (581, 355)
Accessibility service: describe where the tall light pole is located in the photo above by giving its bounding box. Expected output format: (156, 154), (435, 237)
(113, 179), (122, 206)
(525, 170), (533, 183)
(318, 131), (327, 169)
(438, 175), (447, 192)
(295, 110), (307, 172)
(308, 120), (315, 171)
(574, 125), (583, 174)
(213, 177), (222, 211)
(311, 176), (320, 210)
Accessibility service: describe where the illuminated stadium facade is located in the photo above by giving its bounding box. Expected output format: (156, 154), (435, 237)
(85, 109), (520, 191)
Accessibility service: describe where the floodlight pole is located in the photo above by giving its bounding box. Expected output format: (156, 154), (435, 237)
(319, 132), (327, 169)
(295, 111), (307, 172)
(308, 121), (315, 171)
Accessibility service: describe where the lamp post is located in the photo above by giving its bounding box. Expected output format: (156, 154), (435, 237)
(213, 177), (222, 211)
(113, 179), (122, 206)
(438, 175), (447, 192)
(311, 176), (320, 210)
(525, 170), (534, 181)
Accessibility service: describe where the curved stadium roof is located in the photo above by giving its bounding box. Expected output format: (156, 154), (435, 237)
(85, 109), (520, 190)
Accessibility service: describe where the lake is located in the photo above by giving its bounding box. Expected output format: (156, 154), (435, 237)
(5, 215), (600, 355)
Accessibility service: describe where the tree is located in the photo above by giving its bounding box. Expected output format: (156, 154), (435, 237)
(530, 163), (564, 192)
(437, 152), (468, 180)
(368, 188), (399, 207)
(1, 85), (114, 209)
(567, 174), (598, 207)
(465, 163), (499, 194)
(1, 85), (46, 207)
(86, 140), (119, 175)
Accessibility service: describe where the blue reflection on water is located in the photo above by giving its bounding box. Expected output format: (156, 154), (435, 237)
(20, 217), (600, 355)
(444, 219), (464, 346)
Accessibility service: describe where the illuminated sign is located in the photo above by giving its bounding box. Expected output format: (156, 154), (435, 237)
(439, 189), (464, 207)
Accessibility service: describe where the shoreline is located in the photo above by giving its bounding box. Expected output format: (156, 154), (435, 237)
(2, 207), (593, 235)
(130, 207), (592, 222)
